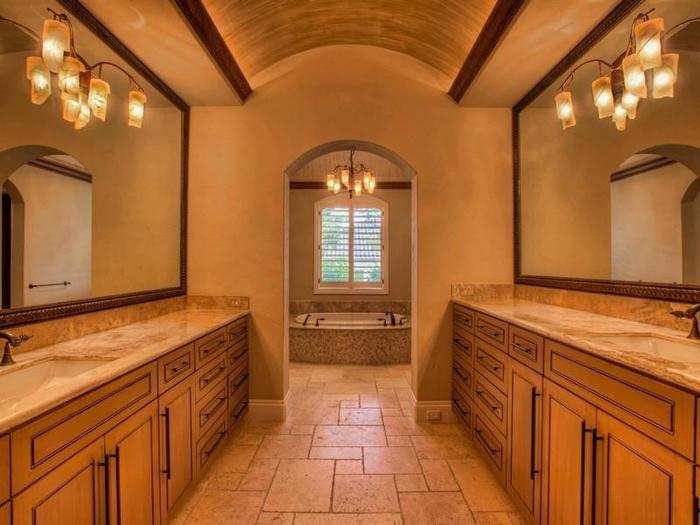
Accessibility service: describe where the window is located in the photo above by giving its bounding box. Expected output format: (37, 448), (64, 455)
(314, 194), (388, 294)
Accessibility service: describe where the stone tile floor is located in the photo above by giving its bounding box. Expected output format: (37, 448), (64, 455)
(169, 363), (525, 524)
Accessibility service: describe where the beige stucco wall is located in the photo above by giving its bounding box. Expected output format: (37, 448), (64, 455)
(289, 188), (411, 302)
(0, 51), (181, 300)
(682, 182), (700, 283)
(6, 164), (92, 306)
(611, 163), (697, 283)
(520, 51), (700, 280)
(188, 46), (513, 404)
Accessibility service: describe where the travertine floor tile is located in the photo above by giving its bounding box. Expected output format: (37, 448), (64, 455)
(411, 435), (474, 459)
(293, 513), (403, 524)
(363, 446), (421, 474)
(313, 425), (387, 447)
(238, 458), (279, 491)
(212, 444), (258, 473)
(256, 435), (312, 459)
(395, 473), (428, 492)
(386, 435), (412, 447)
(290, 424), (316, 434)
(339, 408), (383, 425)
(336, 459), (364, 474)
(449, 459), (517, 512)
(399, 492), (474, 524)
(187, 490), (266, 525)
(309, 446), (363, 459)
(333, 474), (400, 512)
(473, 511), (528, 524)
(264, 459), (334, 512)
(257, 512), (295, 524)
(421, 459), (460, 491)
(383, 416), (427, 436)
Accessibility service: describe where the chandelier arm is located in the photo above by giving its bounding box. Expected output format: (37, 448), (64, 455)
(666, 16), (700, 38)
(558, 59), (615, 91)
(88, 61), (145, 92)
(0, 15), (39, 40)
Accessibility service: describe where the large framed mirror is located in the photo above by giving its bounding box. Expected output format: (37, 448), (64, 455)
(0, 0), (187, 327)
(514, 0), (700, 302)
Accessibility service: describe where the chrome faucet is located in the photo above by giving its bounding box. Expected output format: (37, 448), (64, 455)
(670, 304), (700, 340)
(385, 311), (397, 326)
(0, 331), (31, 366)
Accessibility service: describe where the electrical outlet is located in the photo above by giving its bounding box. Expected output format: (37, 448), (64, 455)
(426, 410), (442, 421)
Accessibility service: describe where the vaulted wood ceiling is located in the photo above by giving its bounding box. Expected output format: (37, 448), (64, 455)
(202, 0), (498, 81)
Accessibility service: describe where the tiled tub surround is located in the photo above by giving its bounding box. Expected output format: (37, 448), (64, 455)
(452, 297), (700, 523)
(289, 300), (411, 316)
(0, 307), (248, 434)
(290, 318), (410, 365)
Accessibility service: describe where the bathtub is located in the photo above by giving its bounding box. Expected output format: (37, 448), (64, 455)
(290, 312), (411, 364)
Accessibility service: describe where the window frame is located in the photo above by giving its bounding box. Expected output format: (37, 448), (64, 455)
(314, 193), (389, 295)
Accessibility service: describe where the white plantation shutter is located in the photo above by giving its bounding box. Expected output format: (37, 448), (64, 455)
(320, 207), (350, 282)
(314, 194), (387, 293)
(353, 207), (382, 283)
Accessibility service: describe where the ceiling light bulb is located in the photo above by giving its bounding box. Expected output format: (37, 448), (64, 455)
(621, 90), (639, 119)
(591, 76), (614, 118)
(58, 56), (84, 95)
(353, 179), (362, 196)
(88, 77), (111, 121)
(622, 54), (647, 98)
(333, 178), (341, 194)
(25, 57), (51, 105)
(634, 17), (664, 71)
(326, 173), (335, 190)
(554, 91), (576, 129)
(367, 176), (376, 194)
(128, 90), (147, 128)
(612, 102), (627, 131)
(42, 19), (71, 73)
(61, 91), (81, 122)
(652, 53), (679, 99)
(340, 168), (350, 188)
(74, 99), (91, 130)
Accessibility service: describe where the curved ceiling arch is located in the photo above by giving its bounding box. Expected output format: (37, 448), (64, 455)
(203, 0), (497, 80)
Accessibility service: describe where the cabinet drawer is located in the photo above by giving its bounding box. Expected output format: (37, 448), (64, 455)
(11, 363), (156, 494)
(228, 363), (249, 403)
(0, 501), (8, 525)
(195, 327), (227, 369)
(227, 317), (248, 346)
(195, 415), (228, 476)
(158, 343), (195, 393)
(452, 354), (473, 397)
(453, 329), (474, 366)
(0, 436), (8, 504)
(452, 382), (473, 433)
(545, 340), (695, 459)
(453, 304), (475, 334)
(473, 372), (508, 436)
(227, 337), (248, 370)
(509, 326), (544, 374)
(195, 353), (228, 403)
(474, 408), (507, 484)
(194, 379), (228, 439)
(475, 312), (507, 351)
(475, 338), (510, 395)
(230, 394), (249, 427)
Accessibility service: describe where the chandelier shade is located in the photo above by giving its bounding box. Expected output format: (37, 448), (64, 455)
(555, 91), (576, 129)
(61, 91), (81, 122)
(634, 17), (664, 71)
(622, 54), (647, 98)
(26, 57), (51, 105)
(128, 90), (147, 128)
(621, 90), (639, 119)
(612, 101), (627, 131)
(41, 19), (70, 73)
(88, 77), (111, 121)
(74, 99), (91, 130)
(653, 53), (679, 99)
(58, 56), (84, 95)
(591, 76), (614, 118)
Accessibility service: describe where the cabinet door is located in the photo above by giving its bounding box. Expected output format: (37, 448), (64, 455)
(596, 411), (693, 525)
(104, 401), (161, 525)
(508, 361), (542, 523)
(12, 439), (105, 525)
(541, 379), (596, 525)
(0, 502), (9, 525)
(158, 376), (194, 521)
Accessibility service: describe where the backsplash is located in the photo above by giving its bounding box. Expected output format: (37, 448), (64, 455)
(451, 283), (514, 300)
(289, 300), (411, 316)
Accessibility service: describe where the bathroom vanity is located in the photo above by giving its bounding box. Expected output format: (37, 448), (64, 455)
(0, 308), (248, 525)
(453, 298), (700, 524)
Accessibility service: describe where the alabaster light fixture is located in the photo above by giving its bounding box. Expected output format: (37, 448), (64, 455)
(325, 148), (377, 197)
(553, 10), (697, 132)
(1, 9), (147, 131)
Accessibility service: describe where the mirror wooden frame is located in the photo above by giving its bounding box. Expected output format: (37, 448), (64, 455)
(0, 0), (189, 328)
(513, 0), (700, 304)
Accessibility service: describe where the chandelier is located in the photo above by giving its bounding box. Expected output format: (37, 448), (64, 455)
(326, 148), (377, 196)
(1, 8), (147, 130)
(555, 10), (699, 131)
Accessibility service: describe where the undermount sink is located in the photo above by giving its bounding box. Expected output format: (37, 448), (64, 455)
(0, 358), (114, 403)
(587, 334), (700, 363)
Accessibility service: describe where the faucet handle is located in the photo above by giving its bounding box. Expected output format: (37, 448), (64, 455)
(670, 309), (692, 319)
(16, 333), (32, 345)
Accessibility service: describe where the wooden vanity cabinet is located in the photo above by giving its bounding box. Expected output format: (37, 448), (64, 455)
(507, 361), (542, 523)
(0, 502), (9, 525)
(0, 435), (9, 505)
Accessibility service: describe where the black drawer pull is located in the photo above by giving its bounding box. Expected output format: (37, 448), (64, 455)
(477, 353), (502, 373)
(453, 398), (469, 417)
(512, 342), (534, 355)
(452, 366), (470, 383)
(230, 346), (248, 361)
(232, 399), (248, 419)
(200, 396), (227, 425)
(475, 388), (500, 414)
(200, 337), (226, 357)
(478, 323), (502, 339)
(200, 363), (227, 387)
(230, 371), (249, 390)
(475, 428), (499, 455)
(201, 429), (227, 463)
(168, 359), (190, 374)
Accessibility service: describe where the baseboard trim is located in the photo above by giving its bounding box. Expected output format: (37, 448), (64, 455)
(415, 400), (455, 423)
(248, 390), (290, 422)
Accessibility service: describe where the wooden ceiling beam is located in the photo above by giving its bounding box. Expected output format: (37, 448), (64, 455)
(172, 0), (252, 103)
(448, 0), (526, 103)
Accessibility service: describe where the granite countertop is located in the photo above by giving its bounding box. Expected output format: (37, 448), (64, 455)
(0, 308), (249, 434)
(453, 297), (700, 394)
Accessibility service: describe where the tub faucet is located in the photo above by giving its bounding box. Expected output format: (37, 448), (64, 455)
(385, 311), (397, 326)
(0, 331), (31, 366)
(670, 304), (700, 340)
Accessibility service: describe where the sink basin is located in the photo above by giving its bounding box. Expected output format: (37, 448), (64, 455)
(0, 358), (113, 403)
(587, 334), (700, 363)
